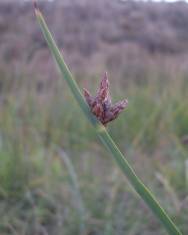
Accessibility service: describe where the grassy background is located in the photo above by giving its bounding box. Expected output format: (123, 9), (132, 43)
(0, 60), (187, 235)
(0, 1), (188, 235)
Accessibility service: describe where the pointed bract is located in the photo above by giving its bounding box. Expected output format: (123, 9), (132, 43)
(33, 0), (39, 10)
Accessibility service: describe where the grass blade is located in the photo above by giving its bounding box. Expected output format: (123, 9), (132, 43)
(34, 5), (182, 235)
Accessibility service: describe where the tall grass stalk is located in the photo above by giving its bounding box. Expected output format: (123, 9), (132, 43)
(57, 147), (86, 232)
(34, 4), (182, 235)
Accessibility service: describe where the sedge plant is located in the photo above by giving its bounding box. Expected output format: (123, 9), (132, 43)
(34, 2), (182, 235)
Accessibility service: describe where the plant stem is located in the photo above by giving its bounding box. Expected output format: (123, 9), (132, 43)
(34, 6), (182, 235)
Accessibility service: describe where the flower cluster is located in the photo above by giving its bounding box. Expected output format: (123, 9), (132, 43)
(84, 72), (128, 125)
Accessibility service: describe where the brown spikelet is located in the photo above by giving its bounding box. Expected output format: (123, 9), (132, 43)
(83, 72), (128, 125)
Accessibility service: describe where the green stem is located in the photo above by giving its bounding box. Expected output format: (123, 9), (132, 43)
(34, 7), (182, 235)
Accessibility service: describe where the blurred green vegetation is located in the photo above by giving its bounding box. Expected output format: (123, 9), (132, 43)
(0, 65), (188, 235)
